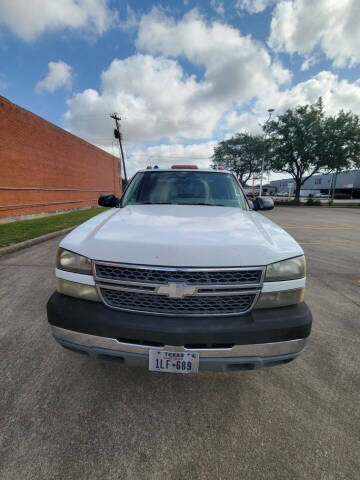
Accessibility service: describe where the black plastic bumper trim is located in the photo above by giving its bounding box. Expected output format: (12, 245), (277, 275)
(47, 291), (312, 346)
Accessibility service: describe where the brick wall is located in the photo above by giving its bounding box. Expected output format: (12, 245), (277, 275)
(0, 96), (121, 219)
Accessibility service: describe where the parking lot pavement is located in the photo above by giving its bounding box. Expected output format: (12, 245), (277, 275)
(0, 207), (359, 480)
(272, 197), (360, 205)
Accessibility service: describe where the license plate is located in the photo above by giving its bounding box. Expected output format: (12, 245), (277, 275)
(149, 350), (199, 374)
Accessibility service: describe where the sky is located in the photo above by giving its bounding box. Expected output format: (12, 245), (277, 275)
(1, 0), (360, 177)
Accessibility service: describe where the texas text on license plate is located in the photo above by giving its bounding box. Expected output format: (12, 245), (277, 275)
(149, 350), (199, 374)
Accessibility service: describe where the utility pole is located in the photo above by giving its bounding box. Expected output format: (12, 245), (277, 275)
(110, 113), (127, 184)
(259, 108), (274, 197)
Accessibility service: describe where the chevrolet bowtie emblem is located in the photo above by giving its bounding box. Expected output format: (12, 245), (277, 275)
(156, 282), (196, 299)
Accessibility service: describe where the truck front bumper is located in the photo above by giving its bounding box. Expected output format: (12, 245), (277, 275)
(47, 292), (312, 372)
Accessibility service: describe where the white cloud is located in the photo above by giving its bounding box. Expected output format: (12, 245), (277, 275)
(35, 61), (73, 94)
(210, 0), (225, 16)
(119, 5), (139, 31)
(65, 54), (218, 143)
(272, 61), (292, 85)
(63, 8), (360, 172)
(223, 111), (263, 134)
(101, 141), (216, 177)
(236, 0), (274, 14)
(68, 70), (360, 176)
(269, 0), (360, 68)
(125, 141), (217, 176)
(270, 72), (360, 115)
(237, 71), (360, 130)
(136, 9), (289, 100)
(300, 55), (319, 72)
(65, 10), (290, 145)
(0, 0), (116, 41)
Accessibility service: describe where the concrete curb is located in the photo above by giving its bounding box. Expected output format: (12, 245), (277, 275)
(0, 227), (74, 258)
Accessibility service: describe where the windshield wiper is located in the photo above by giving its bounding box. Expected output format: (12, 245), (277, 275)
(138, 202), (173, 205)
(177, 202), (225, 207)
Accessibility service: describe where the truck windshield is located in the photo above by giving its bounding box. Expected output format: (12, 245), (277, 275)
(122, 171), (248, 209)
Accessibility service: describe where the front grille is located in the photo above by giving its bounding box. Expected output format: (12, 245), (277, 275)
(94, 262), (264, 316)
(100, 288), (255, 316)
(95, 264), (262, 285)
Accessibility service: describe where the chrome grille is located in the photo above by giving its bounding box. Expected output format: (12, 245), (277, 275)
(100, 289), (255, 316)
(95, 264), (262, 285)
(93, 261), (264, 316)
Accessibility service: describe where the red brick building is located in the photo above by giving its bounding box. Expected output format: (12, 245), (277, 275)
(0, 96), (121, 220)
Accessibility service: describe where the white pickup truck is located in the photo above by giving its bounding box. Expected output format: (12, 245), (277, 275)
(47, 167), (312, 373)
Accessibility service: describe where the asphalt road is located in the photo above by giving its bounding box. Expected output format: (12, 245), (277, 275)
(1, 207), (359, 480)
(273, 197), (360, 204)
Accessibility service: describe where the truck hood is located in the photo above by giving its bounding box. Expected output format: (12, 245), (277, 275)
(60, 205), (303, 267)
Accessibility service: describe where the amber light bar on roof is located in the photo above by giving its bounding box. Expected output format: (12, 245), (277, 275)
(171, 165), (198, 169)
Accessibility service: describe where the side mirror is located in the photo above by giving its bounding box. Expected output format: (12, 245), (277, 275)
(98, 194), (119, 207)
(248, 200), (254, 210)
(253, 196), (274, 211)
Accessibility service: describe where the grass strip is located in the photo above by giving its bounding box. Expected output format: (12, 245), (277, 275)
(0, 207), (107, 247)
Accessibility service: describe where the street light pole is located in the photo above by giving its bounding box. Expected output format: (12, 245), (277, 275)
(259, 108), (274, 197)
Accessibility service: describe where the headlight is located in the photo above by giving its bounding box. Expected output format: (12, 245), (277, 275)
(265, 255), (305, 282)
(56, 248), (92, 274)
(56, 278), (100, 302)
(254, 288), (305, 309)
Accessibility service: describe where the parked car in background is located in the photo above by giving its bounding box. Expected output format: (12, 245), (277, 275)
(314, 193), (329, 198)
(275, 191), (289, 197)
(246, 192), (258, 199)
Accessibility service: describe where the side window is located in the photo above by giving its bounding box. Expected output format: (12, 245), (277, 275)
(229, 176), (247, 209)
(122, 173), (144, 205)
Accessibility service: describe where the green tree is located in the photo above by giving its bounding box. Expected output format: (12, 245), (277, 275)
(323, 111), (360, 199)
(212, 133), (267, 186)
(264, 98), (326, 201)
(264, 98), (360, 201)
